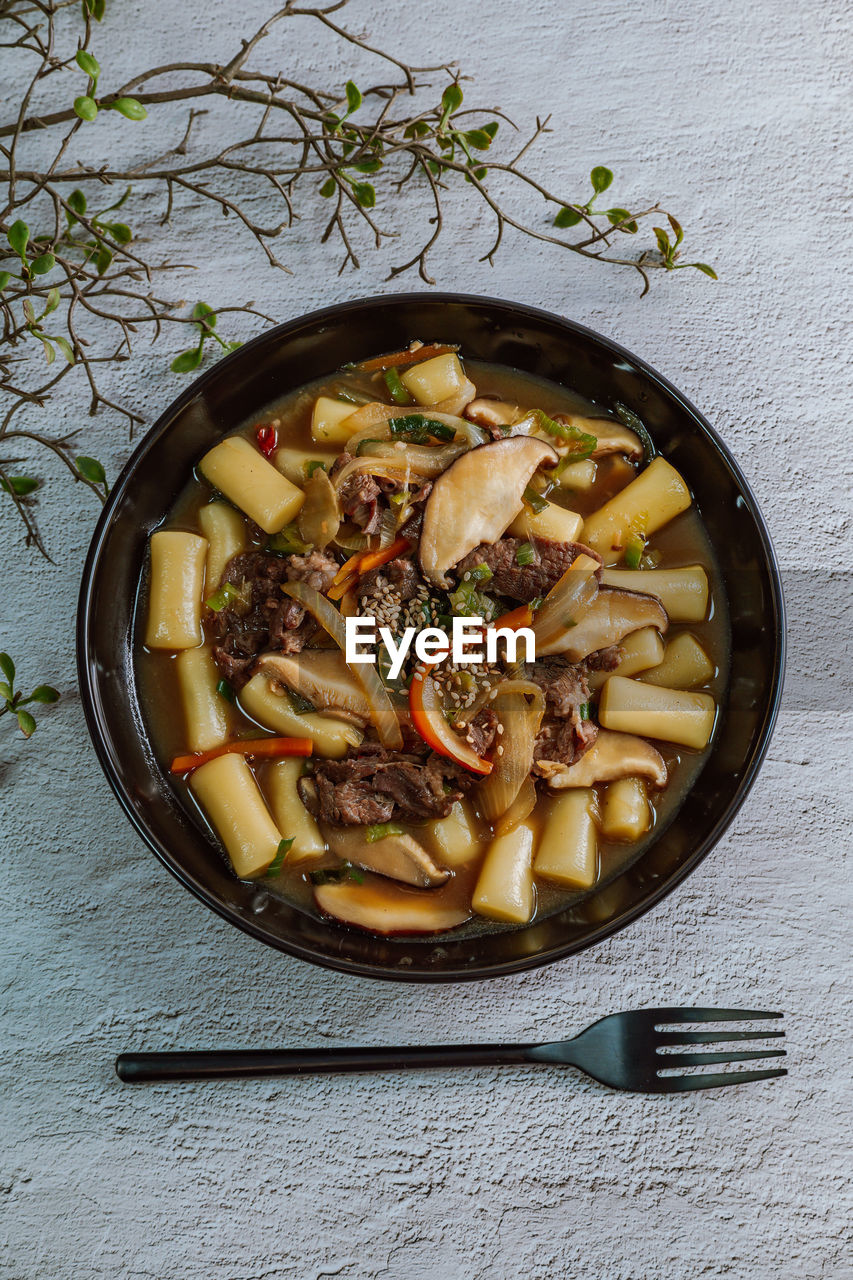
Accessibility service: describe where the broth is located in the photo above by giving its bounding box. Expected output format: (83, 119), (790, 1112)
(136, 351), (729, 937)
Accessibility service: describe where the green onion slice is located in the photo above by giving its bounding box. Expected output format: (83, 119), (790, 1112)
(531, 408), (597, 459)
(383, 367), (414, 406)
(205, 581), (241, 612)
(522, 484), (549, 514)
(287, 689), (316, 715)
(624, 532), (646, 569)
(265, 837), (294, 878)
(366, 822), (404, 843)
(266, 524), (312, 555)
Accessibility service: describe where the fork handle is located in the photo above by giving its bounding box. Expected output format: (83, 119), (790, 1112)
(116, 1042), (546, 1083)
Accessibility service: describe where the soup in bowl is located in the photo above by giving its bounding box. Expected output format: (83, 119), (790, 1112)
(78, 295), (784, 980)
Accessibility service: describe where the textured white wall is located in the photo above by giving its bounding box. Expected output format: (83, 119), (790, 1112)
(1, 1), (851, 1277)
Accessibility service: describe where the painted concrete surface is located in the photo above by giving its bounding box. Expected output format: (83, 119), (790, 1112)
(1, 1), (851, 1276)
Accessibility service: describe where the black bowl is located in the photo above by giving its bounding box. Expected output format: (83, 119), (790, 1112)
(77, 293), (785, 981)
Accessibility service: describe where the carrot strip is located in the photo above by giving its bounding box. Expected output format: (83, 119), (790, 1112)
(332, 549), (366, 585)
(357, 535), (411, 575)
(491, 604), (534, 631)
(354, 343), (459, 373)
(170, 737), (313, 775)
(327, 572), (359, 602)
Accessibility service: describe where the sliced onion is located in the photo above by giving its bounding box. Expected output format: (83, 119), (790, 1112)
(494, 776), (537, 836)
(282, 580), (403, 749)
(297, 469), (340, 550)
(333, 526), (370, 553)
(478, 684), (545, 825)
(330, 455), (415, 495)
(377, 505), (398, 549)
(366, 440), (469, 477)
(532, 554), (600, 649)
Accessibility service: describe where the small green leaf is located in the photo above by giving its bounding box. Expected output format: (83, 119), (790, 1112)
(554, 206), (582, 228)
(75, 49), (101, 80)
(353, 158), (382, 173)
(667, 214), (684, 247)
(691, 262), (718, 279)
(22, 297), (36, 325)
(66, 190), (87, 227)
(606, 208), (638, 233)
(95, 244), (113, 274)
(8, 219), (29, 258)
(192, 301), (217, 327)
(483, 121), (499, 139)
(462, 128), (495, 151)
(75, 455), (106, 484)
(319, 177), (336, 198)
(465, 166), (488, 182)
(41, 338), (56, 365)
(16, 709), (37, 738)
(440, 83), (463, 116)
(109, 97), (147, 122)
(0, 272), (11, 291)
(31, 253), (55, 276)
(351, 182), (376, 208)
(73, 96), (99, 122)
(43, 287), (61, 315)
(590, 166), (613, 194)
(345, 81), (362, 114)
(103, 221), (132, 243)
(0, 654), (15, 683)
(653, 226), (671, 255)
(84, 0), (107, 19)
(0, 475), (39, 496)
(29, 685), (60, 704)
(53, 335), (75, 364)
(170, 346), (203, 373)
(404, 121), (431, 139)
(0, 681), (10, 702)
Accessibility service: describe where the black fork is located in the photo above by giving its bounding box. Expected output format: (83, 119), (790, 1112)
(116, 1007), (786, 1092)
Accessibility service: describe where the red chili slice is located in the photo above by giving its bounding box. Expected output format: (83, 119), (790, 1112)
(256, 424), (278, 458)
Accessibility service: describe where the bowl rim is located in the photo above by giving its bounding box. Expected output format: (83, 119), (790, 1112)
(77, 291), (786, 981)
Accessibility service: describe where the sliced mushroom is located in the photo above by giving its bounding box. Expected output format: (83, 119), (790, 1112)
(315, 877), (471, 935)
(554, 414), (642, 460)
(297, 468), (340, 549)
(420, 436), (559, 586)
(257, 649), (372, 723)
(542, 729), (667, 789)
(464, 398), (520, 430)
(323, 824), (450, 888)
(536, 586), (668, 660)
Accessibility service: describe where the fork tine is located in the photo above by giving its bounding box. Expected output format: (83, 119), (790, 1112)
(658, 1048), (787, 1069)
(647, 1008), (783, 1023)
(658, 1067), (787, 1092)
(657, 1029), (786, 1045)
